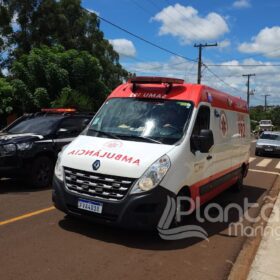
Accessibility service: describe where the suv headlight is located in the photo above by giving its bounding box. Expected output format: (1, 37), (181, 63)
(3, 144), (16, 154)
(131, 155), (171, 194)
(54, 152), (63, 181)
(17, 142), (33, 151)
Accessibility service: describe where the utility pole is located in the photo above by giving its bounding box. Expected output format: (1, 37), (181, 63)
(262, 94), (270, 111)
(242, 73), (256, 107)
(194, 43), (218, 84)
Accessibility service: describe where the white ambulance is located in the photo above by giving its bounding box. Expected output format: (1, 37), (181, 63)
(52, 77), (251, 229)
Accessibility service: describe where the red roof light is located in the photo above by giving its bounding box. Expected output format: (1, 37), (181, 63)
(129, 76), (184, 85)
(41, 108), (77, 113)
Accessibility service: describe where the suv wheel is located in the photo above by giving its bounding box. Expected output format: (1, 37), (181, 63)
(29, 156), (54, 188)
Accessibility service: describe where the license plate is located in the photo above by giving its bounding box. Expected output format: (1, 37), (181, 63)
(265, 148), (273, 152)
(77, 199), (103, 214)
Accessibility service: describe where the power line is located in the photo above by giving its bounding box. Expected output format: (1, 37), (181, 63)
(261, 94), (270, 111)
(203, 64), (242, 94)
(131, 0), (156, 16)
(215, 47), (280, 63)
(131, 0), (209, 62)
(131, 0), (195, 49)
(194, 43), (218, 84)
(206, 63), (280, 67)
(242, 73), (256, 107)
(92, 13), (197, 62)
(125, 56), (196, 72)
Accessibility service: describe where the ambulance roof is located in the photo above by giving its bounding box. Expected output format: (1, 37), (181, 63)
(108, 76), (249, 114)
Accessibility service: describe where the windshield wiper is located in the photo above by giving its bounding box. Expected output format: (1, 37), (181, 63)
(88, 128), (121, 140)
(118, 134), (162, 144)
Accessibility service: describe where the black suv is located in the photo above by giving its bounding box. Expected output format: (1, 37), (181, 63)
(0, 110), (93, 187)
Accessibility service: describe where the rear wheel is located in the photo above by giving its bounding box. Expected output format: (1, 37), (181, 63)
(29, 156), (54, 188)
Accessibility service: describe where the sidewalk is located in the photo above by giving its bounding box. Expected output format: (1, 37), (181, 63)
(247, 191), (280, 280)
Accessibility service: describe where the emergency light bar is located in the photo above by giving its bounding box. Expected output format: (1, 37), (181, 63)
(129, 76), (184, 93)
(41, 108), (77, 113)
(129, 76), (184, 85)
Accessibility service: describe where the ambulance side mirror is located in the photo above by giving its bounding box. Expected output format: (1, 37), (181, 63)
(197, 129), (214, 153)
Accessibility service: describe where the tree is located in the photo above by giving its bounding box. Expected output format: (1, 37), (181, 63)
(52, 87), (95, 112)
(0, 0), (129, 89)
(0, 78), (15, 114)
(10, 45), (108, 112)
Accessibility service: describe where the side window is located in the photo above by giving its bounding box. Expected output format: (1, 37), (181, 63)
(57, 117), (91, 138)
(191, 106), (210, 152)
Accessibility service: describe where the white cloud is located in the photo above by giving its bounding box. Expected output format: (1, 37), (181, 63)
(124, 57), (280, 106)
(218, 39), (231, 49)
(232, 0), (251, 9)
(152, 4), (229, 44)
(109, 39), (136, 57)
(124, 56), (197, 81)
(85, 8), (99, 16)
(238, 26), (280, 58)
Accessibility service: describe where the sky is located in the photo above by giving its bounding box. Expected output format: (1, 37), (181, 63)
(82, 0), (280, 107)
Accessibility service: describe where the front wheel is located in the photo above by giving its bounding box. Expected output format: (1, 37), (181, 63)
(172, 189), (192, 226)
(29, 156), (54, 188)
(231, 171), (244, 192)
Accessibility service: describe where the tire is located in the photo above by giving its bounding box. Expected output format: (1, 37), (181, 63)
(29, 156), (54, 188)
(231, 171), (244, 192)
(172, 189), (192, 226)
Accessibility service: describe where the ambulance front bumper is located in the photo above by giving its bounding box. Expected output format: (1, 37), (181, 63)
(52, 176), (174, 230)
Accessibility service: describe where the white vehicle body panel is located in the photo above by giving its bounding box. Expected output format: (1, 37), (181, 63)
(61, 135), (174, 178)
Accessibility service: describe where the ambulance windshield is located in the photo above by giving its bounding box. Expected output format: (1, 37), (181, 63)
(86, 98), (193, 145)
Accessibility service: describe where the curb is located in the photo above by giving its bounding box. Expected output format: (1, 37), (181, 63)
(228, 174), (280, 280)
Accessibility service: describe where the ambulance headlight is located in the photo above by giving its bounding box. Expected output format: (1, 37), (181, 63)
(54, 145), (69, 181)
(131, 155), (171, 193)
(54, 152), (63, 181)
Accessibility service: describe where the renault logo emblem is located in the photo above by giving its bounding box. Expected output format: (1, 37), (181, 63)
(92, 160), (101, 171)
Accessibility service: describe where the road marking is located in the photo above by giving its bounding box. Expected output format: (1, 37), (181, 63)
(256, 159), (272, 167)
(249, 157), (256, 163)
(0, 206), (55, 227)
(249, 169), (279, 175)
(276, 161), (280, 169)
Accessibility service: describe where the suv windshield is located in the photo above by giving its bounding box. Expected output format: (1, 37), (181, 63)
(260, 133), (280, 141)
(87, 98), (193, 145)
(7, 116), (61, 136)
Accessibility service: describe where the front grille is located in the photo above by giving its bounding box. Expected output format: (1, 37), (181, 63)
(64, 167), (136, 201)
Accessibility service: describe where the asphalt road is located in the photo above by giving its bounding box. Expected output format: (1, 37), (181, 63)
(0, 141), (279, 280)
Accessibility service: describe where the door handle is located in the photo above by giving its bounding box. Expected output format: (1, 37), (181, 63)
(207, 155), (212, 160)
